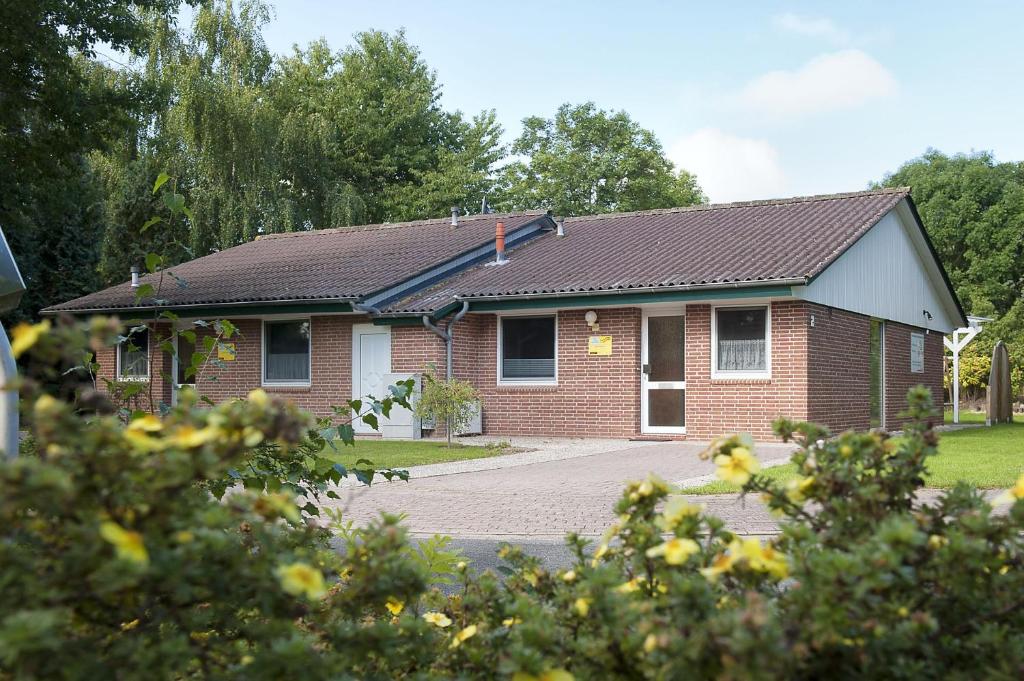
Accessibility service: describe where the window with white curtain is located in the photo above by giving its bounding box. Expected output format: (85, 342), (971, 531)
(117, 327), (150, 380)
(263, 320), (311, 384)
(712, 306), (770, 378)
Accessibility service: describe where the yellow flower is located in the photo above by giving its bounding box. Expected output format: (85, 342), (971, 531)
(99, 521), (149, 565)
(590, 543), (609, 567)
(616, 578), (642, 593)
(174, 530), (194, 544)
(561, 569), (576, 582)
(643, 633), (658, 653)
(10, 320), (50, 358)
(732, 538), (788, 579)
(120, 619), (140, 631)
(276, 562), (327, 600)
(784, 476), (816, 504)
(422, 611), (452, 628)
(123, 428), (166, 453)
(839, 444), (854, 457)
(127, 414), (163, 432)
(33, 394), (61, 419)
(254, 493), (301, 523)
(645, 537), (700, 565)
(166, 424), (219, 449)
(927, 534), (948, 550)
(657, 496), (702, 530)
(994, 473), (1024, 505)
(714, 447), (760, 486)
(513, 670), (574, 681)
(573, 597), (591, 617)
(449, 624), (478, 649)
(385, 597), (405, 615)
(700, 552), (735, 581)
(247, 388), (269, 406)
(502, 616), (522, 626)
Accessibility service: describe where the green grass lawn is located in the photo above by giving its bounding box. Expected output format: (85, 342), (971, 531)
(321, 439), (515, 469)
(945, 409), (987, 424)
(683, 420), (1023, 494)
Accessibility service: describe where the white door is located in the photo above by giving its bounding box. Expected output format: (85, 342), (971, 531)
(171, 334), (196, 406)
(351, 324), (392, 434)
(641, 312), (686, 434)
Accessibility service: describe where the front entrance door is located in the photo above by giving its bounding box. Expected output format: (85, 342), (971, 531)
(171, 334), (196, 406)
(641, 312), (686, 434)
(351, 324), (392, 434)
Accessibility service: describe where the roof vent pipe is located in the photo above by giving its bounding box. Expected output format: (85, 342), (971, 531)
(495, 221), (507, 264)
(450, 206), (459, 227)
(555, 217), (565, 237)
(130, 266), (140, 289)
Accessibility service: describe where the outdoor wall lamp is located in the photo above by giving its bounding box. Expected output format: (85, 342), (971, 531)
(585, 310), (599, 331)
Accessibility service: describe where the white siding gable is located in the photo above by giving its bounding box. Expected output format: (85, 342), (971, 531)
(793, 199), (962, 333)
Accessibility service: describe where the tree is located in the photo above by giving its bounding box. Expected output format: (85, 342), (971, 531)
(497, 102), (704, 216)
(878, 150), (1024, 398)
(0, 0), (182, 320)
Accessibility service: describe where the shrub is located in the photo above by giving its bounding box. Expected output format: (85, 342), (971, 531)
(414, 370), (480, 446)
(3, 320), (1024, 679)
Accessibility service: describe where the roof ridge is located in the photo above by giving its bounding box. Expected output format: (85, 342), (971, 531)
(563, 187), (911, 223)
(258, 210), (549, 240)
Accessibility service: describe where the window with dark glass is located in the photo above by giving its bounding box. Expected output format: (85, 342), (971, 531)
(264, 320), (311, 383)
(500, 316), (556, 381)
(715, 307), (767, 373)
(176, 336), (196, 386)
(118, 327), (149, 379)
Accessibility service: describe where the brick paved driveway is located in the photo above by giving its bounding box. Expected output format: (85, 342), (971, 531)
(321, 441), (792, 538)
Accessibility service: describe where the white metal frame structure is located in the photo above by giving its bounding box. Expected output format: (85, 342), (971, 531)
(944, 315), (990, 424)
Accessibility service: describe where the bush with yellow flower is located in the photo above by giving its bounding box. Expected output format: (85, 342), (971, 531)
(2, 318), (1024, 679)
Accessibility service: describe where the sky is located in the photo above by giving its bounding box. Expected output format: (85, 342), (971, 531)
(221, 1), (1024, 203)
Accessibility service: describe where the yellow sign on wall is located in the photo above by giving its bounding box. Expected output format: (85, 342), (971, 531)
(217, 343), (237, 361)
(588, 335), (612, 356)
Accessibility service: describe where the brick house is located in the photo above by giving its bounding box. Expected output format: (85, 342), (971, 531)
(44, 188), (964, 440)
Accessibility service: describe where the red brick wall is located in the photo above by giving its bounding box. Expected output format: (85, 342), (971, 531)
(807, 305), (872, 432)
(449, 308), (643, 438)
(93, 322), (173, 412)
(883, 321), (945, 428)
(683, 302), (810, 440)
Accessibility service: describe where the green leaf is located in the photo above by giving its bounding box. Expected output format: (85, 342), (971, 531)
(163, 192), (186, 215)
(182, 205), (195, 223)
(140, 216), (163, 233)
(145, 252), (162, 273)
(152, 172), (170, 194)
(361, 413), (378, 431)
(133, 283), (155, 301)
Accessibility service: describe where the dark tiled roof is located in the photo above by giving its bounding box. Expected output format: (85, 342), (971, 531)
(384, 188), (911, 313)
(44, 212), (546, 312)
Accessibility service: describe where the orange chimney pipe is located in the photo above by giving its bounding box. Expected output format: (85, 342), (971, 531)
(495, 221), (507, 263)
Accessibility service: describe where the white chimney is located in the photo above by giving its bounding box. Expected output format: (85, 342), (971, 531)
(130, 266), (141, 289)
(451, 206), (459, 227)
(556, 217), (565, 237)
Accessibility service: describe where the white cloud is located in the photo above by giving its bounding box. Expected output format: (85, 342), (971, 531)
(732, 49), (897, 119)
(772, 13), (850, 44)
(669, 128), (787, 203)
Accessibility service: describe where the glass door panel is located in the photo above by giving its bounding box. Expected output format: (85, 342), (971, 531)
(642, 313), (686, 433)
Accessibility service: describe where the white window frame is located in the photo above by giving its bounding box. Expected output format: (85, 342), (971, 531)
(116, 326), (151, 382)
(497, 313), (558, 386)
(910, 331), (925, 373)
(710, 304), (772, 380)
(261, 318), (312, 387)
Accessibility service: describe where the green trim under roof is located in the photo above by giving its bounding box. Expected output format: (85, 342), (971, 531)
(454, 284), (795, 314)
(61, 301), (355, 320)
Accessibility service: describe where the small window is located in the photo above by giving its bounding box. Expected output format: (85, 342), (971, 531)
(118, 327), (150, 380)
(264, 320), (311, 384)
(910, 332), (925, 373)
(713, 306), (770, 378)
(500, 316), (556, 382)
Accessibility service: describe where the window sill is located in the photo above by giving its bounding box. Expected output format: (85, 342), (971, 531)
(262, 383), (312, 392)
(496, 381), (559, 390)
(710, 377), (773, 385)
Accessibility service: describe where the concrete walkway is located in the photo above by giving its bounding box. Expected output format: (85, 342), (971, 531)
(321, 438), (794, 538)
